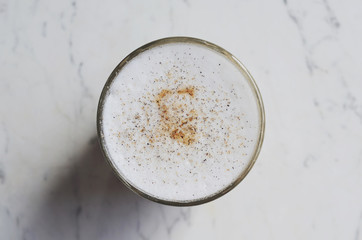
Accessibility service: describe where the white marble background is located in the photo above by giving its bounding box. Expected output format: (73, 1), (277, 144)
(1, 0), (362, 239)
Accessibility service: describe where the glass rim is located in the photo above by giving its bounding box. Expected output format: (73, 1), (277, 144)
(97, 36), (265, 206)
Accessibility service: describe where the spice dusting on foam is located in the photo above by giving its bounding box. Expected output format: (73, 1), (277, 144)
(155, 86), (198, 145)
(102, 42), (261, 202)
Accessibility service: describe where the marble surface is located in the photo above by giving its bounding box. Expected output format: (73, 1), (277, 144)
(1, 0), (362, 239)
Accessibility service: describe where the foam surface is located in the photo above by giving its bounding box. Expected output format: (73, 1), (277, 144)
(101, 42), (261, 202)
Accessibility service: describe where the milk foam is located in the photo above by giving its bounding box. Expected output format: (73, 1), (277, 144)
(101, 42), (262, 202)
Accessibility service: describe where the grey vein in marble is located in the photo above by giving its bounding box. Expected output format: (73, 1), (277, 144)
(41, 21), (47, 38)
(322, 0), (340, 29)
(340, 78), (362, 123)
(283, 0), (340, 74)
(356, 212), (362, 240)
(0, 123), (9, 184)
(303, 154), (317, 168)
